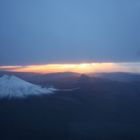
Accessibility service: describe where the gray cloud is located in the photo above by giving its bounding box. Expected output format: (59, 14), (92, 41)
(0, 0), (140, 65)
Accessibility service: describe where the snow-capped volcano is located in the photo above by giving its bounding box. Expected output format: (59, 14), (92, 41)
(0, 75), (54, 98)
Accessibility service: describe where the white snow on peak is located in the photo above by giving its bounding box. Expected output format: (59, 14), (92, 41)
(0, 75), (54, 98)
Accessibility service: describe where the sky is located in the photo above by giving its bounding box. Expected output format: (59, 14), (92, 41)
(0, 0), (140, 73)
(0, 63), (140, 74)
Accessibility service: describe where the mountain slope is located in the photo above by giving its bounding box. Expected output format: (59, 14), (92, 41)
(0, 75), (54, 98)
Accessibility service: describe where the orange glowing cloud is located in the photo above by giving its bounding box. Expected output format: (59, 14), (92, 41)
(0, 66), (22, 69)
(0, 62), (134, 73)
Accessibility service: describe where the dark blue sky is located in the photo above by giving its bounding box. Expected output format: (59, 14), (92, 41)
(1, 0), (140, 65)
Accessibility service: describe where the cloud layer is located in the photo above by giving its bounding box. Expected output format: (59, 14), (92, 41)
(0, 63), (140, 73)
(1, 0), (140, 65)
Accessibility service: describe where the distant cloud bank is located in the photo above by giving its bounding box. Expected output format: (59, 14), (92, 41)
(0, 62), (140, 74)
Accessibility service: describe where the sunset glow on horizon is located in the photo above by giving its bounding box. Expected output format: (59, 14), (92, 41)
(0, 62), (140, 74)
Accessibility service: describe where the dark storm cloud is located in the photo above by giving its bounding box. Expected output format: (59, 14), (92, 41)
(0, 0), (140, 65)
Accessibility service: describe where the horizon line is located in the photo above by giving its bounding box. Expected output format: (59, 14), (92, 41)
(0, 62), (140, 74)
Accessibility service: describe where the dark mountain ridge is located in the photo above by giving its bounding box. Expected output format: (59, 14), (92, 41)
(0, 72), (140, 139)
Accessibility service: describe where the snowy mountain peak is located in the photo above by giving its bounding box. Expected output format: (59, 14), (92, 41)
(0, 75), (54, 98)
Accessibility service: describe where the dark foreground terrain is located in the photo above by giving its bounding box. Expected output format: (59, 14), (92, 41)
(0, 73), (140, 140)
